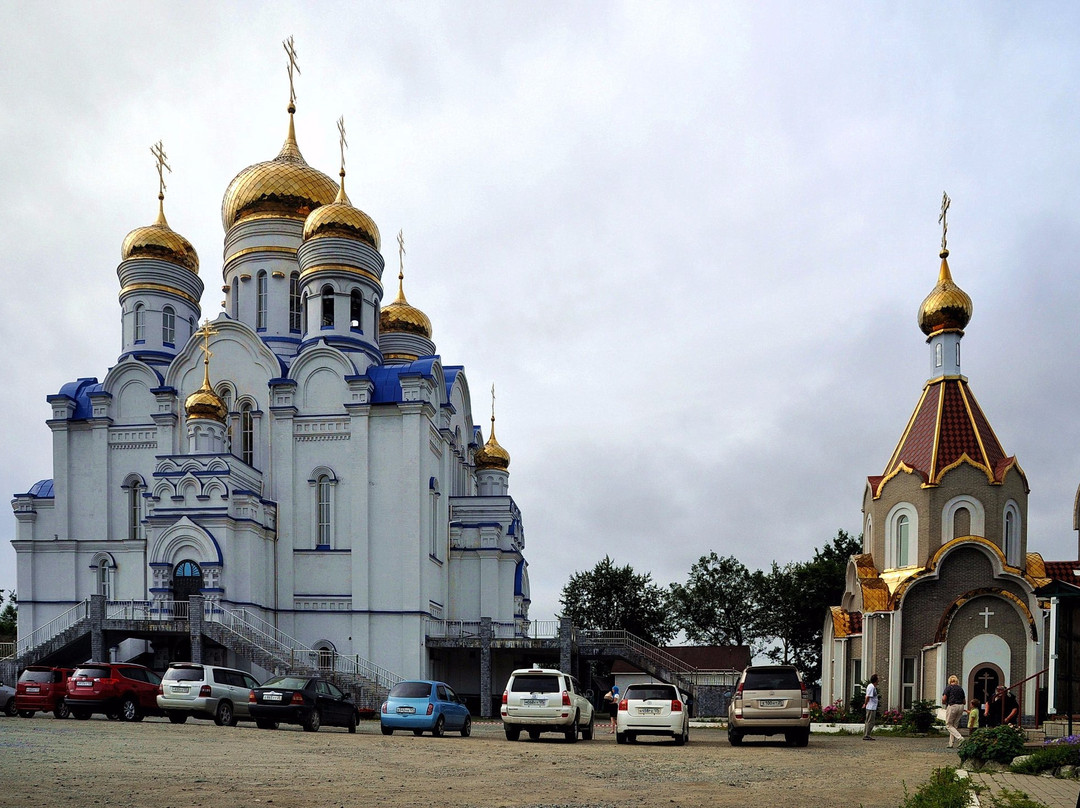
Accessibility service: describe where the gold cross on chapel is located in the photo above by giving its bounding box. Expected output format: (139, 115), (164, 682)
(397, 230), (406, 276)
(337, 116), (348, 175)
(196, 319), (218, 369)
(939, 191), (951, 256)
(150, 140), (171, 199)
(283, 35), (300, 108)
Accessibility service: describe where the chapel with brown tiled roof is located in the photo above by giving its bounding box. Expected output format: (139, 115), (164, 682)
(822, 201), (1079, 718)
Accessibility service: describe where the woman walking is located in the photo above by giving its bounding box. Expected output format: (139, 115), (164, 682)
(942, 675), (966, 748)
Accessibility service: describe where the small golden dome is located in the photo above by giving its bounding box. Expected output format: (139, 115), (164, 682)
(185, 383), (228, 422)
(475, 423), (511, 471)
(380, 270), (432, 338)
(221, 111), (338, 230)
(302, 178), (380, 249)
(121, 197), (199, 273)
(918, 250), (972, 336)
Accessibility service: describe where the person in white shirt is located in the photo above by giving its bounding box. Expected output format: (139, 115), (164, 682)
(863, 674), (879, 741)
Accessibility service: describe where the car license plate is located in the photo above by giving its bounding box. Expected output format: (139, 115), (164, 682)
(262, 692), (282, 702)
(639, 706), (660, 714)
(77, 681), (93, 687)
(524, 698), (546, 706)
(396, 706), (415, 714)
(170, 685), (188, 693)
(26, 686), (40, 693)
(759, 699), (784, 707)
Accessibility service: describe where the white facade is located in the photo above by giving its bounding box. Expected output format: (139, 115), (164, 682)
(11, 107), (529, 682)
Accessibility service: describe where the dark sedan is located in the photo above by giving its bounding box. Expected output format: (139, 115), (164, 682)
(248, 676), (358, 733)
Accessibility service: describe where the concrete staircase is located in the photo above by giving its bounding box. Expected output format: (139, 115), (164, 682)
(576, 629), (699, 699)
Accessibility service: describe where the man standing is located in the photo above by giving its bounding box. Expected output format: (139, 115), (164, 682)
(863, 674), (879, 741)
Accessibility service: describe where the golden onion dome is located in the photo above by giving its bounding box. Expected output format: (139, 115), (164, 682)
(302, 176), (380, 248)
(184, 359), (227, 423)
(918, 250), (973, 336)
(475, 420), (511, 471)
(380, 270), (432, 338)
(121, 196), (199, 273)
(221, 109), (339, 230)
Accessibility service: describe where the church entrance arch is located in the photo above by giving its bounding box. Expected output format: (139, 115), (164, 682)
(172, 560), (204, 602)
(970, 663), (1003, 708)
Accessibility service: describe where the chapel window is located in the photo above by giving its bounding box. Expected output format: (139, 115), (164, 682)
(162, 305), (176, 345)
(97, 558), (114, 600)
(240, 402), (254, 466)
(935, 342), (943, 368)
(321, 286), (334, 328)
(256, 271), (268, 330)
(317, 474), (333, 548)
(128, 480), (143, 542)
(350, 290), (362, 331)
(134, 304), (145, 342)
(1004, 507), (1020, 565)
(895, 513), (910, 567)
(289, 272), (301, 332)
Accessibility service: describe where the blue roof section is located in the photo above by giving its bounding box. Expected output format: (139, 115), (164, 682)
(24, 479), (54, 498)
(444, 366), (464, 402)
(52, 378), (103, 420)
(367, 358), (441, 404)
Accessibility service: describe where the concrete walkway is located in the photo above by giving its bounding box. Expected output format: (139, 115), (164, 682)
(967, 771), (1079, 808)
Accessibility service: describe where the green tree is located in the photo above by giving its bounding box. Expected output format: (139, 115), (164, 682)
(668, 553), (762, 653)
(0, 590), (16, 643)
(560, 556), (675, 645)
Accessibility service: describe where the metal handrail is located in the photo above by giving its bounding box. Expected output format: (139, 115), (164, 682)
(577, 629), (698, 682)
(996, 667), (1049, 729)
(10, 599), (89, 659)
(529, 620), (560, 639)
(106, 600), (190, 620)
(0, 642), (14, 661)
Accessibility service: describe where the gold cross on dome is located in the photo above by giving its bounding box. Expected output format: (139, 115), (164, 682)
(397, 229), (406, 276)
(150, 140), (171, 198)
(939, 191), (951, 255)
(283, 35), (300, 107)
(337, 116), (348, 175)
(196, 319), (218, 367)
(490, 383), (496, 423)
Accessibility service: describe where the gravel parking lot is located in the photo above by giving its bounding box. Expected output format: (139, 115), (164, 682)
(0, 716), (955, 808)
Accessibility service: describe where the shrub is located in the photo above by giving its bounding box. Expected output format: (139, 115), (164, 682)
(880, 708), (904, 726)
(898, 767), (975, 808)
(1009, 736), (1080, 774)
(957, 725), (1026, 765)
(903, 699), (938, 733)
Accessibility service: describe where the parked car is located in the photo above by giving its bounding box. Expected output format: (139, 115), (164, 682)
(380, 680), (471, 737)
(16, 666), (73, 718)
(248, 675), (359, 733)
(66, 662), (163, 721)
(0, 681), (15, 716)
(727, 664), (810, 746)
(615, 683), (689, 745)
(157, 662), (260, 726)
(500, 666), (594, 742)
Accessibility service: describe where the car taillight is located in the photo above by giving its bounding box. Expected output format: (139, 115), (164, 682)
(427, 703), (434, 715)
(157, 685), (164, 696)
(562, 691), (571, 706)
(200, 685), (212, 698)
(672, 699), (683, 713)
(618, 698), (627, 711)
(249, 691), (256, 703)
(800, 679), (806, 695)
(502, 690), (508, 704)
(290, 692), (304, 705)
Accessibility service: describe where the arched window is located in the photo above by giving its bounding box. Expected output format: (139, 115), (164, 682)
(953, 507), (971, 539)
(315, 642), (335, 671)
(934, 342), (943, 369)
(895, 514), (910, 567)
(321, 286), (335, 328)
(1004, 502), (1021, 565)
(429, 478), (441, 559)
(98, 558), (114, 600)
(240, 402), (254, 466)
(134, 303), (145, 342)
(162, 305), (176, 345)
(317, 474), (332, 547)
(173, 560), (203, 602)
(128, 480), (143, 542)
(289, 272), (301, 332)
(256, 271), (267, 330)
(350, 290), (362, 331)
(864, 516), (873, 554)
(886, 503), (918, 568)
(231, 277), (239, 319)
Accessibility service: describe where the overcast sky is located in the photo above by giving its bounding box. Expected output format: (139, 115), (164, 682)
(3, 2), (1080, 623)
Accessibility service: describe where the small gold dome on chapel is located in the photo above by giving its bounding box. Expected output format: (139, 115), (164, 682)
(918, 250), (973, 336)
(121, 197), (199, 273)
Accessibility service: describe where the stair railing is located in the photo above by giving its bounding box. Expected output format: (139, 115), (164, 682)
(9, 599), (89, 660)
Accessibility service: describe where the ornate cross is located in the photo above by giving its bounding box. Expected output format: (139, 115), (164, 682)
(196, 319), (218, 368)
(978, 605), (994, 629)
(337, 116), (348, 176)
(490, 383), (496, 423)
(939, 191), (951, 255)
(397, 229), (406, 276)
(283, 35), (300, 107)
(150, 140), (171, 198)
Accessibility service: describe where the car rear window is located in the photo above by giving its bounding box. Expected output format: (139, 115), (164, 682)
(73, 667), (111, 680)
(510, 674), (561, 693)
(19, 669), (56, 683)
(261, 677), (309, 690)
(389, 682), (432, 699)
(625, 686), (676, 701)
(743, 669), (801, 690)
(165, 667), (205, 682)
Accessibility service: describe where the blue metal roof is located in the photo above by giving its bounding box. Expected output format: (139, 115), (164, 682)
(367, 358), (440, 404)
(25, 479), (54, 498)
(54, 378), (103, 420)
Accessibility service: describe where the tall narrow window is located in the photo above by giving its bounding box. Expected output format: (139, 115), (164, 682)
(896, 514), (910, 566)
(240, 402), (253, 466)
(350, 290), (362, 331)
(317, 474), (332, 547)
(128, 481), (143, 542)
(256, 271), (268, 330)
(1004, 508), (1018, 565)
(162, 305), (176, 345)
(231, 277), (239, 318)
(134, 304), (145, 342)
(934, 342), (943, 368)
(429, 479), (441, 559)
(321, 286), (334, 328)
(289, 272), (301, 332)
(901, 657), (916, 710)
(98, 559), (114, 600)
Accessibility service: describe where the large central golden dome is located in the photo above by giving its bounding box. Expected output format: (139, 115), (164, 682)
(221, 110), (339, 230)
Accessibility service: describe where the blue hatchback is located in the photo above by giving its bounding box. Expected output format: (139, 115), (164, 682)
(380, 680), (472, 737)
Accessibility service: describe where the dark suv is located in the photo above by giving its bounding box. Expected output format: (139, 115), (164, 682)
(16, 666), (74, 718)
(67, 663), (163, 721)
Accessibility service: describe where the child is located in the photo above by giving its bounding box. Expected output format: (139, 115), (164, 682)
(967, 699), (980, 734)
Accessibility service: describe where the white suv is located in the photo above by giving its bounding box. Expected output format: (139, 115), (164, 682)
(156, 662), (260, 726)
(501, 666), (594, 742)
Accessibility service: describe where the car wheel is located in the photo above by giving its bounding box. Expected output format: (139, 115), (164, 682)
(121, 696), (141, 722)
(565, 712), (579, 743)
(381, 723), (393, 735)
(460, 715), (472, 737)
(18, 710), (34, 718)
(3, 698), (16, 717)
(432, 715), (445, 737)
(168, 712), (188, 724)
(528, 729), (541, 740)
(581, 711), (594, 741)
(785, 731), (798, 747)
(674, 728), (685, 746)
(798, 728), (810, 747)
(214, 701), (234, 727)
(616, 731), (627, 744)
(303, 708), (321, 732)
(72, 709), (91, 720)
(54, 700), (70, 720)
(256, 719), (278, 730)
(413, 729), (424, 736)
(627, 733), (637, 744)
(728, 729), (743, 746)
(348, 713), (357, 734)
(504, 726), (520, 741)
(105, 708), (121, 721)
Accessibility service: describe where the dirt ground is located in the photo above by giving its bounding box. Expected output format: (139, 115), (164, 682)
(0, 715), (960, 808)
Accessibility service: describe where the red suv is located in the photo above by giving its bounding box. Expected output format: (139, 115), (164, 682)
(16, 666), (74, 718)
(67, 663), (163, 721)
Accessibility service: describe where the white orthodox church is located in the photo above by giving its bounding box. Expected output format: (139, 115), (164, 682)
(11, 79), (530, 683)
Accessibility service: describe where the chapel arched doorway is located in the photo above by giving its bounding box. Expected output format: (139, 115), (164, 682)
(970, 665), (1002, 708)
(172, 560), (204, 602)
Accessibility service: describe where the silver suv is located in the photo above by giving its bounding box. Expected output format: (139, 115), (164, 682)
(156, 663), (260, 726)
(727, 665), (811, 746)
(500, 666), (594, 742)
